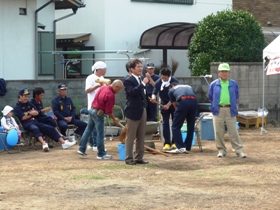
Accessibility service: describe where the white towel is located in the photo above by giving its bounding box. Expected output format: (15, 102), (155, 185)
(160, 77), (171, 91)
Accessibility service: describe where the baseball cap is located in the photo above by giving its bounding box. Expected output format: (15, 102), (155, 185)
(145, 62), (155, 69)
(92, 61), (107, 72)
(58, 83), (67, 90)
(2, 105), (14, 116)
(218, 63), (230, 71)
(19, 88), (30, 96)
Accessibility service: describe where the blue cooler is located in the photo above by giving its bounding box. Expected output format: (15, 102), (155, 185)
(201, 116), (215, 140)
(182, 132), (196, 146)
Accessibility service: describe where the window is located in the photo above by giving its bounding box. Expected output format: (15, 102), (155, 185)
(131, 0), (194, 5)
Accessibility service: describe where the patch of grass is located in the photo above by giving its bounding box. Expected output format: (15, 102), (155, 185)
(60, 168), (73, 171)
(71, 174), (107, 180)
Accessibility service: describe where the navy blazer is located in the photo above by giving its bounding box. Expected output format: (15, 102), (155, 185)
(124, 75), (146, 121)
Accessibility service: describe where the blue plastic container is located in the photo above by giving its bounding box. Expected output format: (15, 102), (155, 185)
(0, 126), (12, 150)
(0, 126), (6, 150)
(182, 132), (196, 146)
(201, 117), (215, 140)
(118, 143), (126, 161)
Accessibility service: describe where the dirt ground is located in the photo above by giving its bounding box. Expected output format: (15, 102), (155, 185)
(1, 125), (280, 210)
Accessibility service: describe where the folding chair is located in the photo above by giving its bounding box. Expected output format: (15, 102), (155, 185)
(14, 116), (37, 150)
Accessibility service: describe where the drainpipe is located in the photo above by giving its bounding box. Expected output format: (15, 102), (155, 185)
(35, 0), (54, 80)
(53, 8), (77, 79)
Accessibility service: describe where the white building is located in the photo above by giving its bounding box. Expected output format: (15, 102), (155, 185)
(0, 0), (232, 80)
(56, 0), (232, 77)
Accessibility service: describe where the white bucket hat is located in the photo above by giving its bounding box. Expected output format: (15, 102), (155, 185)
(2, 105), (14, 116)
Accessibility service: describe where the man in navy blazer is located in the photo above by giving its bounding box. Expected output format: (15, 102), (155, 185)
(124, 59), (149, 165)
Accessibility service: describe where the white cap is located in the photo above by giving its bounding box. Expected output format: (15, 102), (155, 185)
(92, 61), (107, 72)
(2, 105), (13, 116)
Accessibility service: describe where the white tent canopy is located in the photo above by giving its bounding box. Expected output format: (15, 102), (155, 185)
(261, 35), (280, 134)
(263, 35), (280, 59)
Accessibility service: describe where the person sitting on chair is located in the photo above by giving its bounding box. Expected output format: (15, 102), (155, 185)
(1, 105), (21, 144)
(52, 83), (87, 141)
(14, 88), (76, 152)
(30, 87), (69, 142)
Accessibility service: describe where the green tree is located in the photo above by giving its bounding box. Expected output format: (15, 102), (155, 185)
(188, 10), (267, 76)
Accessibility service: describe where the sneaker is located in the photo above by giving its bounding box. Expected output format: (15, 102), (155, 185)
(42, 143), (49, 152)
(166, 148), (187, 154)
(77, 150), (87, 157)
(97, 154), (112, 160)
(236, 152), (246, 158)
(92, 146), (107, 152)
(62, 140), (76, 150)
(171, 144), (177, 149)
(163, 144), (171, 151)
(69, 136), (77, 143)
(87, 145), (93, 150)
(217, 151), (226, 158)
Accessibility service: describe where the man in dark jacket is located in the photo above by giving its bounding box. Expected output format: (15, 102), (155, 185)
(123, 59), (149, 165)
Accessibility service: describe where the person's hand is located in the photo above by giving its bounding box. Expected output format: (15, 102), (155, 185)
(64, 117), (72, 122)
(149, 97), (156, 104)
(52, 115), (57, 120)
(44, 107), (52, 112)
(145, 73), (151, 78)
(163, 104), (169, 110)
(30, 108), (38, 116)
(113, 118), (120, 125)
(143, 77), (149, 84)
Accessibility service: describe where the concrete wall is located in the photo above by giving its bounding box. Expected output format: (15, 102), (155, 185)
(0, 76), (207, 116)
(1, 62), (278, 122)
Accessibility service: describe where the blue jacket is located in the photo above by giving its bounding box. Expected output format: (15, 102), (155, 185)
(208, 78), (239, 117)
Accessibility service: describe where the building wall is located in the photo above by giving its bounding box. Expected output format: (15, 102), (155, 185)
(0, 0), (56, 80)
(233, 0), (280, 27)
(0, 0), (36, 80)
(55, 0), (232, 77)
(1, 63), (279, 122)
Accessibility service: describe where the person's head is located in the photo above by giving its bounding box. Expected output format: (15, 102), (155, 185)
(129, 59), (143, 77)
(111, 79), (123, 94)
(218, 63), (230, 82)
(18, 88), (30, 103)
(169, 82), (178, 89)
(125, 61), (131, 74)
(145, 62), (155, 75)
(2, 105), (14, 118)
(160, 67), (172, 82)
(33, 87), (45, 101)
(92, 61), (107, 76)
(57, 83), (67, 98)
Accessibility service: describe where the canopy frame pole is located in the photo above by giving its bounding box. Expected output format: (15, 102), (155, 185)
(261, 59), (267, 134)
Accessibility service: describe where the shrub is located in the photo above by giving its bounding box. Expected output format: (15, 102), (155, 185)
(188, 10), (267, 76)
